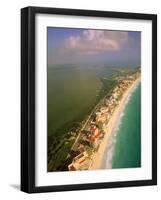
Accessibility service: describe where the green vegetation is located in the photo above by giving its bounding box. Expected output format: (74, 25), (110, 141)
(112, 67), (140, 77)
(48, 139), (73, 171)
(47, 76), (118, 171)
(48, 121), (81, 171)
(85, 146), (93, 157)
(47, 66), (139, 171)
(96, 77), (118, 102)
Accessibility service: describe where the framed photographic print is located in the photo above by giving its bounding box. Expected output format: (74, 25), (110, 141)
(21, 6), (157, 193)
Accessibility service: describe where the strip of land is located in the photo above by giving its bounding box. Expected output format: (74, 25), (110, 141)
(89, 76), (141, 170)
(68, 70), (141, 171)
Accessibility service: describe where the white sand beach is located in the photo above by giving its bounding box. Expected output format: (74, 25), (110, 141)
(89, 77), (141, 170)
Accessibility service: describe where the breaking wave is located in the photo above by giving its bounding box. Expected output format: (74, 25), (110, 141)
(104, 83), (139, 169)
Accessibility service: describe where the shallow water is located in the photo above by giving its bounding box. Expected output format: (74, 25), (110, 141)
(105, 83), (141, 169)
(47, 65), (113, 137)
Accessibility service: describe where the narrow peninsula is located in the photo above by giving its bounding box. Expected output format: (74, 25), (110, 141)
(68, 68), (141, 171)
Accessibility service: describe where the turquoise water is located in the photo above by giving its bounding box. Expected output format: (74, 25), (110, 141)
(112, 83), (141, 168)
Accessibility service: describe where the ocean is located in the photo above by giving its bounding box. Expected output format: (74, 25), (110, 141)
(105, 83), (141, 169)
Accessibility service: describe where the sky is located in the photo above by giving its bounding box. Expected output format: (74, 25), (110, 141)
(48, 27), (141, 67)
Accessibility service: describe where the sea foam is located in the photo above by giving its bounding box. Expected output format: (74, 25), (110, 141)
(104, 82), (139, 169)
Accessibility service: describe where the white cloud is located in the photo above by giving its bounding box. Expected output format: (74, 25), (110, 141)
(64, 30), (128, 55)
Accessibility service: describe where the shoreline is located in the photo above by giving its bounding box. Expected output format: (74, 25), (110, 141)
(89, 77), (141, 170)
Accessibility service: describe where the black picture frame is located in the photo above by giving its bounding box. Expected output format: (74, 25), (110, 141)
(21, 6), (157, 193)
